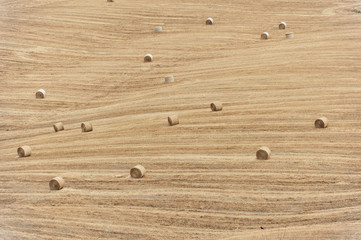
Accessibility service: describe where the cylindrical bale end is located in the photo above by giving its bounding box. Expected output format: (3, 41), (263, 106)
(279, 22), (287, 29)
(168, 115), (179, 126)
(206, 17), (214, 25)
(36, 89), (46, 99)
(144, 54), (153, 62)
(315, 117), (328, 128)
(210, 102), (223, 111)
(155, 26), (163, 32)
(261, 32), (270, 40)
(130, 164), (146, 178)
(285, 32), (294, 38)
(256, 147), (271, 160)
(81, 122), (93, 132)
(49, 177), (65, 190)
(165, 76), (174, 83)
(53, 122), (64, 132)
(17, 146), (31, 157)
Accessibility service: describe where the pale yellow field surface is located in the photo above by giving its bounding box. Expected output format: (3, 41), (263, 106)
(1, 0), (361, 239)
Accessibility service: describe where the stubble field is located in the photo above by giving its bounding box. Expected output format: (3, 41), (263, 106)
(0, 0), (361, 239)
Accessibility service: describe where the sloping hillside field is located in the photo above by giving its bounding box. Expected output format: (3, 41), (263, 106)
(1, 0), (361, 239)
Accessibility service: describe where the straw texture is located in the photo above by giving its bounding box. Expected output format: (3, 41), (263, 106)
(81, 122), (93, 132)
(144, 54), (153, 62)
(17, 146), (31, 157)
(130, 164), (146, 178)
(168, 115), (179, 126)
(315, 117), (328, 128)
(165, 76), (174, 83)
(279, 22), (287, 29)
(210, 102), (223, 111)
(261, 32), (270, 39)
(49, 177), (65, 190)
(206, 18), (214, 25)
(256, 147), (271, 160)
(36, 89), (46, 99)
(53, 122), (64, 132)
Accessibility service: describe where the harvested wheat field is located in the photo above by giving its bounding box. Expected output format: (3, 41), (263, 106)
(1, 0), (361, 239)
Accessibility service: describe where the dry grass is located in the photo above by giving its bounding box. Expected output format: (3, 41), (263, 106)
(0, 0), (361, 239)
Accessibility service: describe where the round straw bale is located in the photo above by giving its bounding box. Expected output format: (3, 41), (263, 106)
(314, 117), (328, 128)
(256, 147), (271, 160)
(168, 114), (179, 126)
(144, 54), (153, 62)
(53, 122), (64, 132)
(261, 32), (270, 40)
(36, 89), (46, 99)
(17, 146), (31, 157)
(285, 32), (294, 38)
(279, 22), (287, 29)
(81, 122), (93, 132)
(206, 17), (214, 25)
(210, 101), (223, 111)
(49, 177), (65, 190)
(155, 26), (163, 32)
(130, 164), (146, 178)
(165, 76), (174, 83)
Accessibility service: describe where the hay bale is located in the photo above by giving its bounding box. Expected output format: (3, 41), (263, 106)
(206, 17), (214, 25)
(256, 147), (271, 160)
(81, 122), (93, 132)
(17, 146), (31, 157)
(144, 54), (153, 62)
(210, 102), (223, 111)
(155, 26), (163, 32)
(285, 32), (294, 38)
(130, 164), (146, 178)
(53, 122), (64, 132)
(315, 117), (328, 128)
(168, 114), (179, 126)
(36, 89), (46, 99)
(107, 0), (113, 2)
(165, 76), (174, 83)
(279, 22), (287, 29)
(49, 177), (65, 190)
(261, 32), (270, 40)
